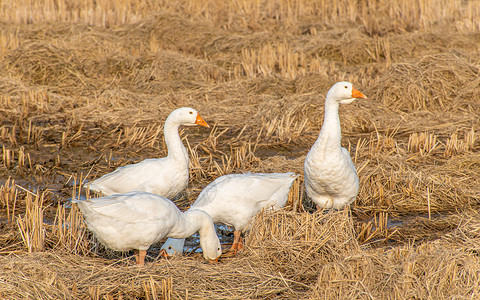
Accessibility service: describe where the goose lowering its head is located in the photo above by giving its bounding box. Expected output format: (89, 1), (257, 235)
(85, 107), (209, 198)
(161, 172), (298, 255)
(74, 191), (221, 265)
(304, 81), (367, 210)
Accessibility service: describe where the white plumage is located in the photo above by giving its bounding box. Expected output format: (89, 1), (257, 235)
(161, 172), (298, 255)
(84, 107), (209, 198)
(304, 81), (367, 210)
(74, 191), (221, 265)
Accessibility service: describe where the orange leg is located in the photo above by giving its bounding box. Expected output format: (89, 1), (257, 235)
(237, 233), (244, 251)
(134, 249), (146, 265)
(229, 230), (243, 254)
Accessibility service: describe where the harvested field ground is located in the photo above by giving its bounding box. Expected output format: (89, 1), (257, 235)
(1, 0), (480, 299)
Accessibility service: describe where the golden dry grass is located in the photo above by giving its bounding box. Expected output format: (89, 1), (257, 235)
(1, 0), (480, 298)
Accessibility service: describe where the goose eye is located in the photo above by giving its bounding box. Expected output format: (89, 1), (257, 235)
(189, 111), (193, 114)
(344, 86), (348, 89)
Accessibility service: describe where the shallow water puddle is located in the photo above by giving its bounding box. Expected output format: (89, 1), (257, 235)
(183, 224), (234, 254)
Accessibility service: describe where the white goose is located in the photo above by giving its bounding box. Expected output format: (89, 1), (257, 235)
(161, 172), (298, 255)
(74, 191), (222, 265)
(84, 107), (209, 198)
(304, 81), (367, 210)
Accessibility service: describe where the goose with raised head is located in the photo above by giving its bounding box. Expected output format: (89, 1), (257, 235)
(161, 172), (298, 256)
(304, 81), (367, 210)
(84, 107), (210, 198)
(73, 191), (222, 265)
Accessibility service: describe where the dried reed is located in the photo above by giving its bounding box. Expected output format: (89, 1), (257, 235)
(3, 0), (478, 33)
(246, 209), (359, 282)
(1, 0), (480, 298)
(0, 178), (19, 224)
(48, 203), (91, 255)
(372, 53), (480, 112)
(16, 191), (46, 253)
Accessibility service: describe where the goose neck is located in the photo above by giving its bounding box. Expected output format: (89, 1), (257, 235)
(318, 99), (342, 145)
(164, 120), (188, 161)
(183, 209), (219, 261)
(168, 209), (208, 238)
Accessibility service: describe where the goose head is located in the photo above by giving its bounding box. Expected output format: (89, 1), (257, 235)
(326, 81), (367, 105)
(167, 107), (210, 128)
(202, 234), (222, 263)
(188, 209), (222, 262)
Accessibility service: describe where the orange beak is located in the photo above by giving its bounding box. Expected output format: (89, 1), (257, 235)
(195, 114), (210, 128)
(209, 256), (219, 263)
(351, 87), (367, 99)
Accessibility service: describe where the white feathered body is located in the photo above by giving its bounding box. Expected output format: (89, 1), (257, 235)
(191, 172), (298, 231)
(75, 192), (184, 251)
(84, 107), (205, 198)
(304, 82), (363, 209)
(161, 172), (298, 255)
(304, 143), (359, 209)
(85, 157), (188, 198)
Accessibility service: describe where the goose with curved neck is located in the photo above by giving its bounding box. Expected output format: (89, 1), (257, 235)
(161, 172), (298, 256)
(73, 191), (221, 265)
(85, 107), (209, 198)
(304, 81), (367, 210)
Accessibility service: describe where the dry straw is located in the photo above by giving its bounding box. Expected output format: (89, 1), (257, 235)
(49, 202), (91, 255)
(2, 0), (477, 31)
(372, 53), (480, 112)
(246, 209), (359, 283)
(16, 191), (46, 253)
(1, 0), (480, 298)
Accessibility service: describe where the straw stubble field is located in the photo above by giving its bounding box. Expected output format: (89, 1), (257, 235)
(1, 0), (480, 299)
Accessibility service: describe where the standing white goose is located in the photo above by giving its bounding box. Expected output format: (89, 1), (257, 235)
(304, 81), (367, 210)
(84, 107), (209, 198)
(161, 172), (298, 255)
(74, 191), (222, 265)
